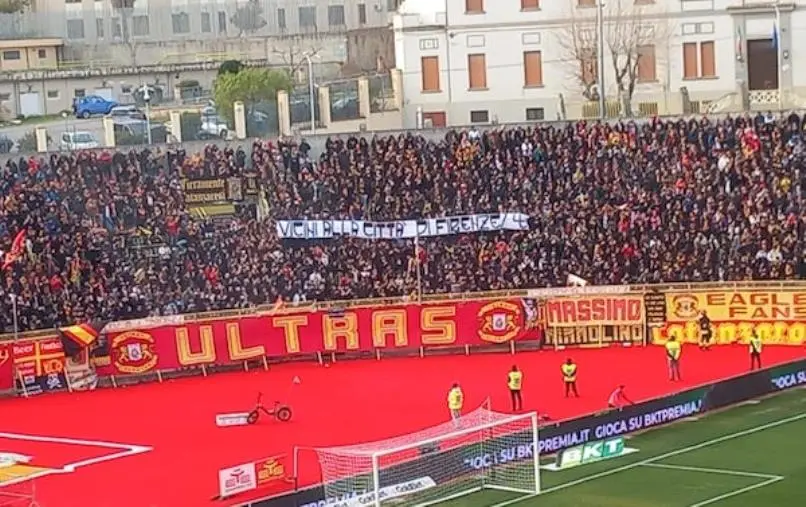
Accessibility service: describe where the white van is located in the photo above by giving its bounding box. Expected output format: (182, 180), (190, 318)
(59, 131), (100, 151)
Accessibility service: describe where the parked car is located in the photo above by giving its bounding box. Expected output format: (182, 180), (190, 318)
(200, 113), (229, 139)
(59, 131), (100, 151)
(112, 118), (168, 145)
(0, 134), (14, 153)
(73, 95), (119, 119)
(107, 105), (147, 120)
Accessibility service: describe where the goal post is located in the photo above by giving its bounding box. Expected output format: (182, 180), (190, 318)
(308, 407), (541, 506)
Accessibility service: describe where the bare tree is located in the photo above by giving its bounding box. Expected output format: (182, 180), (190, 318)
(271, 39), (323, 83)
(555, 8), (600, 102)
(556, 0), (672, 117)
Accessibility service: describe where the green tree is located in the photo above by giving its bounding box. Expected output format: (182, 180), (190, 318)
(0, 0), (29, 14)
(213, 68), (292, 125)
(218, 60), (244, 76)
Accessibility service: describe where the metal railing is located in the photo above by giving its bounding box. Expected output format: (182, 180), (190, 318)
(2, 279), (804, 342)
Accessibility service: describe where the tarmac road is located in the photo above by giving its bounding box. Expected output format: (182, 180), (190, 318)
(0, 117), (105, 153)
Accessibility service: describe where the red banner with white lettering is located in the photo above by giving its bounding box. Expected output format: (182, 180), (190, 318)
(0, 341), (13, 391)
(97, 299), (541, 376)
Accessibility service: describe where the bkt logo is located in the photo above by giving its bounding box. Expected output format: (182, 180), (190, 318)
(771, 371), (806, 390)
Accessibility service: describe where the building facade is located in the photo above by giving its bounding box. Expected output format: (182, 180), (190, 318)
(0, 0), (401, 66)
(394, 0), (805, 128)
(0, 1), (402, 117)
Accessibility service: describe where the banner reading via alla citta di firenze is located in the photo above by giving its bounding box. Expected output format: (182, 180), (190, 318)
(275, 213), (530, 240)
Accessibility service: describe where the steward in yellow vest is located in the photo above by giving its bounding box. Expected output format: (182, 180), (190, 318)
(562, 359), (579, 398)
(508, 366), (523, 412)
(749, 333), (763, 371)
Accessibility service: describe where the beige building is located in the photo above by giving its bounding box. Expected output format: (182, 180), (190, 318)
(0, 39), (63, 72)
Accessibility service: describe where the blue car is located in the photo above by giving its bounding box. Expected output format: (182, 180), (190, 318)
(73, 95), (118, 119)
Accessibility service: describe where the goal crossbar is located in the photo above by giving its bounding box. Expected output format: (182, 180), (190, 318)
(316, 409), (538, 458)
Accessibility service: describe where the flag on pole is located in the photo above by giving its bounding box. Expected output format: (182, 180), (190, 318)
(2, 229), (26, 270)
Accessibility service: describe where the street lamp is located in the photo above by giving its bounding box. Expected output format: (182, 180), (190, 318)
(302, 52), (316, 134)
(138, 84), (153, 145)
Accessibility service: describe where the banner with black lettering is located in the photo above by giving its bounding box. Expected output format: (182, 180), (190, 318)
(276, 213), (530, 240)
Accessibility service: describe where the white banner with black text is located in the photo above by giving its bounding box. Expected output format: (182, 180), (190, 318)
(276, 213), (530, 240)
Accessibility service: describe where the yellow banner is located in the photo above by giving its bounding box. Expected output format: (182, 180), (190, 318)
(654, 290), (806, 346)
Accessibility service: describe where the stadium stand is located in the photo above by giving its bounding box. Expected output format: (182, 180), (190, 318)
(1, 115), (805, 333)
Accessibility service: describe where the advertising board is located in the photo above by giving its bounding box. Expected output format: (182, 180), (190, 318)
(12, 338), (67, 395)
(654, 290), (806, 346)
(96, 299), (541, 378)
(250, 358), (806, 507)
(217, 455), (291, 499)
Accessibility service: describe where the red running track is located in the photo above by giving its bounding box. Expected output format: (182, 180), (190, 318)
(0, 345), (803, 507)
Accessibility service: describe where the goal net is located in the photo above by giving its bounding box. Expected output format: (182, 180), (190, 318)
(0, 472), (40, 507)
(309, 407), (540, 506)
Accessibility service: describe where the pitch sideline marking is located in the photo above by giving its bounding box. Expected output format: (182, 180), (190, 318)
(688, 476), (784, 507)
(640, 462), (783, 480)
(489, 410), (806, 507)
(0, 432), (152, 487)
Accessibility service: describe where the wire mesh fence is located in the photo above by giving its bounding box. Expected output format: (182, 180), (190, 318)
(368, 72), (396, 113)
(328, 78), (360, 122)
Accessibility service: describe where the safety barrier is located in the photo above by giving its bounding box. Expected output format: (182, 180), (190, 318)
(1, 281), (804, 396)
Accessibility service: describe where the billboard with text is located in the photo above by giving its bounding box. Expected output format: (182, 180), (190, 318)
(653, 290), (806, 346)
(96, 299), (541, 377)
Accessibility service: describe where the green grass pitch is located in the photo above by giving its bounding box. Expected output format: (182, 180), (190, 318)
(438, 388), (806, 507)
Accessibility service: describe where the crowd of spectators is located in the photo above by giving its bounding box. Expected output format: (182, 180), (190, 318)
(1, 113), (804, 333)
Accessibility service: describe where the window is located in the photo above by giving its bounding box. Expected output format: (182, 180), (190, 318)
(358, 3), (366, 24)
(637, 45), (656, 82)
(121, 85), (132, 93)
(683, 41), (716, 79)
(328, 5), (345, 27)
(172, 12), (190, 34)
(74, 88), (86, 98)
(112, 17), (122, 38)
(581, 48), (597, 84)
(578, 0), (595, 6)
(526, 108), (544, 121)
(96, 18), (104, 38)
(67, 19), (85, 39)
(521, 0), (540, 9)
(467, 54), (487, 89)
(2, 50), (21, 60)
(201, 12), (211, 32)
(218, 11), (227, 33)
(37, 49), (46, 58)
(47, 90), (59, 99)
(65, 0), (81, 3)
(299, 6), (316, 29)
(465, 0), (483, 13)
(470, 110), (489, 123)
(133, 15), (149, 36)
(386, 0), (399, 11)
(421, 56), (440, 92)
(277, 8), (286, 29)
(523, 51), (543, 87)
(0, 93), (11, 101)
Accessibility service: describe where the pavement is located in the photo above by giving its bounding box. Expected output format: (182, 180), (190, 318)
(1, 117), (105, 152)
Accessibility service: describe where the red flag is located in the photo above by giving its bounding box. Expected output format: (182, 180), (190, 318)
(2, 228), (26, 270)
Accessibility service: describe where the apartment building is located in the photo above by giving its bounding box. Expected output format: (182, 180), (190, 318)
(0, 0), (402, 65)
(394, 0), (804, 127)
